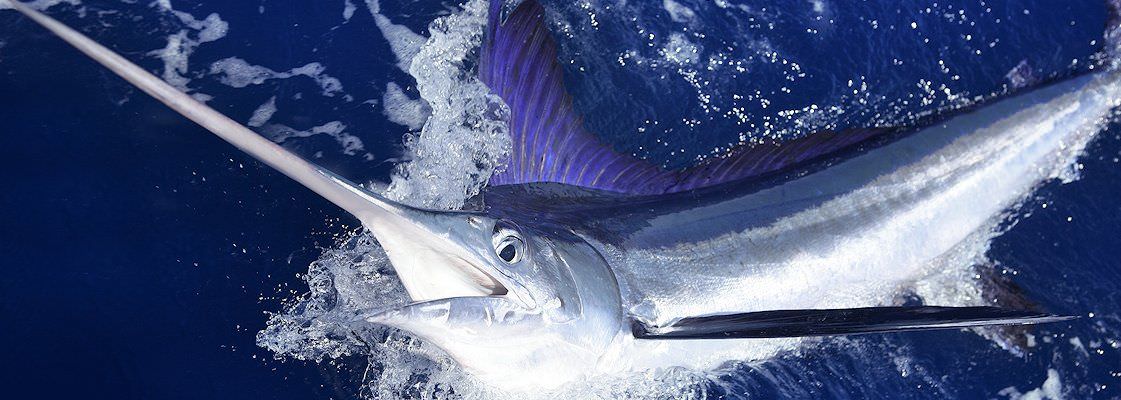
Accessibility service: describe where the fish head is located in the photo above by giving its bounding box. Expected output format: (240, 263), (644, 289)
(358, 202), (626, 389)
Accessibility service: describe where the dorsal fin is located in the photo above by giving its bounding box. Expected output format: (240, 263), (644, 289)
(479, 0), (893, 195)
(480, 0), (674, 194)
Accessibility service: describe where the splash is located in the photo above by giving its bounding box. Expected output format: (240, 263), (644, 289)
(381, 0), (509, 210)
(258, 0), (510, 397)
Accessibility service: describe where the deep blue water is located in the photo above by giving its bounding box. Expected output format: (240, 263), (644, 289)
(1, 0), (1119, 399)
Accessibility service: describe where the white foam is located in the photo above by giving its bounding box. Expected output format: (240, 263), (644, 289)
(0, 0), (79, 11)
(1069, 337), (1090, 357)
(208, 57), (344, 97)
(807, 0), (826, 14)
(365, 0), (426, 72)
(712, 0), (755, 14)
(261, 121), (372, 160)
(148, 0), (228, 101)
(662, 0), (695, 23)
(247, 96), (277, 128)
(382, 82), (430, 131)
(998, 369), (1064, 400)
(343, 0), (357, 23)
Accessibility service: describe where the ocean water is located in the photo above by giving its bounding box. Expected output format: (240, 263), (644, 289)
(1, 0), (1119, 399)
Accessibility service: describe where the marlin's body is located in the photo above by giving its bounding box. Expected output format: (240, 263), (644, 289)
(478, 71), (1115, 376)
(489, 72), (1112, 325)
(9, 0), (1109, 392)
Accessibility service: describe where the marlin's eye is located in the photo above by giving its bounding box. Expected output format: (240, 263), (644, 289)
(498, 241), (517, 262)
(495, 235), (523, 263)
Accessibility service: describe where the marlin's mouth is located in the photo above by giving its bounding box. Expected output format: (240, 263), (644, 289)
(359, 251), (527, 329)
(445, 255), (509, 297)
(361, 256), (531, 333)
(381, 243), (515, 303)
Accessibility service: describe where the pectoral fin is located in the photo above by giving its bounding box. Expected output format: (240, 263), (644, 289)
(632, 306), (1075, 340)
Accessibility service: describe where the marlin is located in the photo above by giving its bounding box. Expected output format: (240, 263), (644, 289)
(10, 0), (1111, 391)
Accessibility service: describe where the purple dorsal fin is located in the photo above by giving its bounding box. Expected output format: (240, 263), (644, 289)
(480, 0), (893, 195)
(480, 0), (675, 194)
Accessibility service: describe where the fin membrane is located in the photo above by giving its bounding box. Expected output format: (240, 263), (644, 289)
(480, 0), (673, 194)
(632, 306), (1075, 339)
(480, 0), (894, 195)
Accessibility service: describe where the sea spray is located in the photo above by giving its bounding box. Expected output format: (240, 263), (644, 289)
(258, 0), (510, 397)
(382, 0), (510, 210)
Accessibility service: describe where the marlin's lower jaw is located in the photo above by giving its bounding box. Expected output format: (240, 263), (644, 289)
(364, 296), (533, 330)
(362, 296), (615, 391)
(362, 297), (546, 366)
